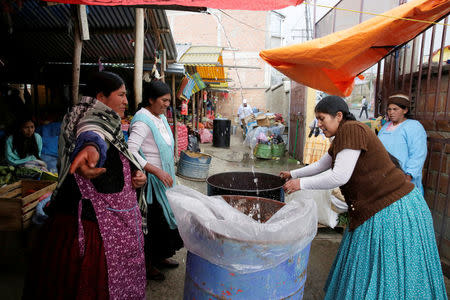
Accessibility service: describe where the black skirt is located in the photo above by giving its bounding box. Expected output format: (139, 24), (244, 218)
(144, 187), (183, 263)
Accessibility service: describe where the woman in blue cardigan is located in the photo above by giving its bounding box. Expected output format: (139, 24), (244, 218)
(378, 93), (427, 194)
(5, 117), (47, 169)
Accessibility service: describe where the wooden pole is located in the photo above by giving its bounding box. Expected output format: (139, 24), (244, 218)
(191, 93), (195, 129)
(198, 91), (203, 128)
(72, 5), (83, 104)
(171, 74), (178, 160)
(134, 8), (145, 107)
(78, 5), (90, 41)
(161, 49), (166, 83)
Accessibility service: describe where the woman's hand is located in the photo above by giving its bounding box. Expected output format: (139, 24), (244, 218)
(279, 171), (292, 180)
(131, 170), (147, 189)
(283, 178), (301, 194)
(69, 145), (106, 179)
(155, 169), (173, 188)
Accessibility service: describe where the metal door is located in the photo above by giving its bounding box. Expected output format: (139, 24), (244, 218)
(289, 81), (306, 161)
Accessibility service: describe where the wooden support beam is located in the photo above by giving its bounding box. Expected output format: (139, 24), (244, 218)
(134, 8), (145, 106)
(199, 91), (203, 126)
(191, 93), (195, 129)
(77, 5), (90, 41)
(171, 74), (178, 161)
(72, 5), (83, 104)
(161, 49), (166, 83)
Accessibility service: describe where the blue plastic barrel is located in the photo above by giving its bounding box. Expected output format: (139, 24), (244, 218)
(183, 244), (311, 300)
(182, 195), (311, 299)
(177, 150), (212, 181)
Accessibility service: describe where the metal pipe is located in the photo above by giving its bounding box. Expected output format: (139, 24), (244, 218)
(416, 32), (426, 118)
(431, 139), (446, 253)
(433, 16), (447, 120)
(425, 25), (436, 116)
(375, 62), (381, 117)
(401, 45), (408, 91)
(408, 38), (417, 100)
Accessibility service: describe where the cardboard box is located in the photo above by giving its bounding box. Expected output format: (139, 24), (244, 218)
(256, 115), (270, 127)
(0, 180), (56, 231)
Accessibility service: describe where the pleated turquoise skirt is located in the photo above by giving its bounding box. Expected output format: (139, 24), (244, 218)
(325, 188), (448, 299)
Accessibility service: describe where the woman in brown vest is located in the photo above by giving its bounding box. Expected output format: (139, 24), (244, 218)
(280, 96), (446, 299)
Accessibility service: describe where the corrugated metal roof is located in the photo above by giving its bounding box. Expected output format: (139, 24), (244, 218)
(0, 2), (176, 66)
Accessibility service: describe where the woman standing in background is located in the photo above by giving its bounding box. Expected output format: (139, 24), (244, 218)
(378, 93), (427, 194)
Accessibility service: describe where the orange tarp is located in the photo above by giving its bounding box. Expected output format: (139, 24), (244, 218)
(260, 0), (450, 97)
(43, 0), (303, 10)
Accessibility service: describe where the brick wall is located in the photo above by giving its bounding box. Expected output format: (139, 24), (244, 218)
(380, 60), (450, 275)
(410, 68), (450, 274)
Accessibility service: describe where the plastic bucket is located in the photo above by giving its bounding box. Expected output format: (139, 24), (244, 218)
(177, 151), (212, 182)
(183, 195), (311, 299)
(231, 125), (237, 135)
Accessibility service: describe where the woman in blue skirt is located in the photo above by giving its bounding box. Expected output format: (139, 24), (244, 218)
(280, 96), (447, 299)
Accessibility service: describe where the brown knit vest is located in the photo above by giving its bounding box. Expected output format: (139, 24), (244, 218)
(328, 121), (414, 230)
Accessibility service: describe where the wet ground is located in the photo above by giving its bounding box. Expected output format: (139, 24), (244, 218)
(1, 127), (448, 299)
(147, 129), (342, 299)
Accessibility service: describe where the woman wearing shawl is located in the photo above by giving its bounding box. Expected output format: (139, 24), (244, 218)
(128, 80), (183, 281)
(23, 72), (147, 299)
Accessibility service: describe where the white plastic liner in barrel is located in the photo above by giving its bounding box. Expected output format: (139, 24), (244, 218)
(167, 185), (317, 274)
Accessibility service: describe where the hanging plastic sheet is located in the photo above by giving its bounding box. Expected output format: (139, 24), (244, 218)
(260, 0), (450, 97)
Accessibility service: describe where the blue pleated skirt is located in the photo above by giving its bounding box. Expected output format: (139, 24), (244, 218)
(325, 188), (448, 299)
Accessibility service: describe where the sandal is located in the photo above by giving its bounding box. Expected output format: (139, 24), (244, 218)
(157, 258), (179, 269)
(147, 267), (165, 281)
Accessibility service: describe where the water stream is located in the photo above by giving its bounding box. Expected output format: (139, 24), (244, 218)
(251, 165), (259, 196)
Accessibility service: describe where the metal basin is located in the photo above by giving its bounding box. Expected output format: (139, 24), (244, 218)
(207, 171), (285, 202)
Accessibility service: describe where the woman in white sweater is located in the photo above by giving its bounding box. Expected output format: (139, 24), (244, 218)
(128, 81), (183, 281)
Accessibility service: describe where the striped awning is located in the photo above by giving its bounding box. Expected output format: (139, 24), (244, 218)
(179, 46), (227, 84)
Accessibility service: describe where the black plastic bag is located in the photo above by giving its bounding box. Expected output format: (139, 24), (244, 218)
(188, 134), (200, 152)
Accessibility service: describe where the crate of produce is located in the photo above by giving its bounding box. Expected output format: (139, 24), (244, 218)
(0, 180), (56, 231)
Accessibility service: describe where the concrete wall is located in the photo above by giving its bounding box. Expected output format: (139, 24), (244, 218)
(304, 87), (318, 136)
(264, 82), (290, 117)
(168, 10), (268, 122)
(315, 0), (398, 38)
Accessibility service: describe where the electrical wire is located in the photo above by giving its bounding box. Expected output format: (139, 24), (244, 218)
(209, 10), (245, 101)
(214, 3), (449, 35)
(303, 1), (449, 26)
